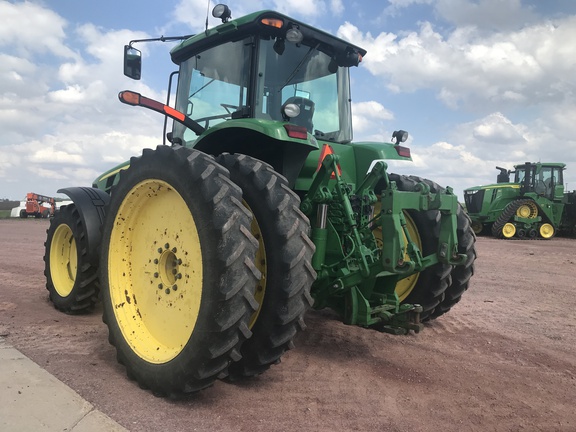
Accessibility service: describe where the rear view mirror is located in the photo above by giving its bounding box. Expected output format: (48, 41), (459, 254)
(124, 45), (142, 80)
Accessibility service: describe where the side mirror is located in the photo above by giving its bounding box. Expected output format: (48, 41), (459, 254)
(123, 45), (142, 80)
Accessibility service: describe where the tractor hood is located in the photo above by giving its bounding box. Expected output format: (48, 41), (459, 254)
(465, 182), (520, 192)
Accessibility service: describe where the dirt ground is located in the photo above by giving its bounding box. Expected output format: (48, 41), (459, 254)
(0, 218), (575, 432)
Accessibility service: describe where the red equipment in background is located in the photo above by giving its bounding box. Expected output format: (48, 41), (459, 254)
(19, 193), (55, 218)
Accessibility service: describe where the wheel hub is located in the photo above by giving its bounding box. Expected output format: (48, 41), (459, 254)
(154, 244), (182, 294)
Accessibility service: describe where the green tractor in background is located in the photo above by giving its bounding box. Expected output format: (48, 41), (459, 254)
(43, 5), (476, 397)
(464, 162), (576, 239)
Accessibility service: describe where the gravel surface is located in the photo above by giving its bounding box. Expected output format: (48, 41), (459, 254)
(1, 218), (575, 431)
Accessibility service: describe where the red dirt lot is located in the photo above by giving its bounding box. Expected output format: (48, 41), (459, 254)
(1, 218), (575, 432)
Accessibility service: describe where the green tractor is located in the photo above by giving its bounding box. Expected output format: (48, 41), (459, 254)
(464, 162), (569, 239)
(43, 5), (476, 397)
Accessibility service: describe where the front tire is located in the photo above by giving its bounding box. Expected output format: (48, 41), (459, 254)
(44, 204), (100, 313)
(217, 153), (315, 379)
(100, 145), (260, 397)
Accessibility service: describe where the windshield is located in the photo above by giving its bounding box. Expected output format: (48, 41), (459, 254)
(255, 38), (352, 142)
(173, 37), (252, 144)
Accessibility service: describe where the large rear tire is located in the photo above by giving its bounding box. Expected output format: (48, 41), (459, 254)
(217, 153), (315, 379)
(44, 204), (100, 313)
(100, 145), (260, 397)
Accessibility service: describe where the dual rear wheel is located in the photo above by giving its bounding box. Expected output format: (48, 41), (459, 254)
(43, 146), (314, 396)
(99, 147), (313, 395)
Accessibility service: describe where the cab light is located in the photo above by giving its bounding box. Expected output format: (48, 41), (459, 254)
(286, 27), (303, 43)
(261, 18), (283, 28)
(212, 4), (232, 23)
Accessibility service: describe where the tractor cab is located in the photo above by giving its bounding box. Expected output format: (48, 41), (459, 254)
(513, 162), (565, 201)
(170, 22), (357, 146)
(167, 9), (363, 144)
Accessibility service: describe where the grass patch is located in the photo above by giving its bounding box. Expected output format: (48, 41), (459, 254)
(0, 210), (12, 219)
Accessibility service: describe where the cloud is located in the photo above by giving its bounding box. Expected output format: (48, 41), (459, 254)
(337, 15), (576, 110)
(434, 0), (538, 31)
(471, 112), (527, 144)
(352, 100), (395, 141)
(0, 2), (77, 59)
(0, 2), (165, 199)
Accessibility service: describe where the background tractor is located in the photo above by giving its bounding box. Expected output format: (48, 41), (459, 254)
(19, 192), (55, 219)
(464, 162), (576, 239)
(44, 5), (476, 397)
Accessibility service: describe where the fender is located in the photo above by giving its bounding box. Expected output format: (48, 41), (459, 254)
(57, 187), (110, 265)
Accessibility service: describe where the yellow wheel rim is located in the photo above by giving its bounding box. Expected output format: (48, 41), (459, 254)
(108, 179), (202, 364)
(471, 221), (483, 235)
(374, 202), (421, 302)
(502, 222), (516, 238)
(245, 201), (267, 329)
(516, 202), (538, 219)
(539, 223), (554, 239)
(50, 224), (77, 297)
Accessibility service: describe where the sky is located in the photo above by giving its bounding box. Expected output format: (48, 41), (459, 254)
(1, 0), (576, 202)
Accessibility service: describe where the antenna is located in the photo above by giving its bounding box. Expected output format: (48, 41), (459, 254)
(205, 0), (210, 31)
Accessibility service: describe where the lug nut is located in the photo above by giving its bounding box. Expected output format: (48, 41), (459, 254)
(165, 288), (170, 294)
(176, 273), (182, 279)
(154, 259), (159, 264)
(158, 283), (163, 289)
(172, 269), (177, 274)
(177, 259), (182, 265)
(157, 248), (163, 253)
(154, 272), (159, 278)
(165, 243), (170, 249)
(172, 284), (178, 291)
(172, 247), (177, 253)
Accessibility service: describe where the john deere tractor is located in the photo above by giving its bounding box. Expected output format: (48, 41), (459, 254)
(44, 5), (476, 397)
(464, 162), (570, 239)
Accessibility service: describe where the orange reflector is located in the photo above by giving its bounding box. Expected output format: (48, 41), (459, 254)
(164, 105), (185, 122)
(316, 144), (342, 178)
(119, 91), (140, 105)
(261, 18), (283, 28)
